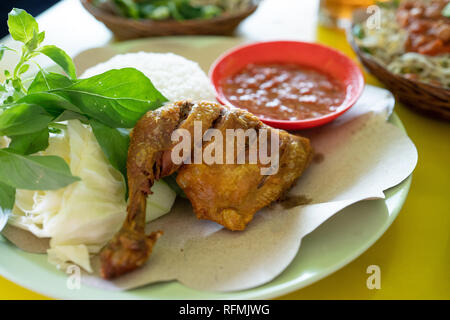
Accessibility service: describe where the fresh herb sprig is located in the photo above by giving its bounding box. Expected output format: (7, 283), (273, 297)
(0, 8), (168, 229)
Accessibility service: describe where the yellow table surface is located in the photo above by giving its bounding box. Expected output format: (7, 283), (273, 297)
(1, 7), (449, 301)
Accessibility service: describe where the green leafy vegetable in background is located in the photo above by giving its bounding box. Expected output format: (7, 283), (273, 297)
(376, 0), (400, 9)
(114, 0), (140, 19)
(360, 47), (372, 54)
(201, 5), (223, 19)
(98, 0), (223, 21)
(352, 24), (365, 40)
(147, 5), (171, 20)
(0, 8), (169, 231)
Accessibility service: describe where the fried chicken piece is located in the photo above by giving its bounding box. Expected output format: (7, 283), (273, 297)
(100, 101), (221, 279)
(100, 101), (312, 279)
(177, 108), (312, 230)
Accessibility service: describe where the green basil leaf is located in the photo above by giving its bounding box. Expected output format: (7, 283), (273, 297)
(7, 8), (39, 44)
(18, 63), (29, 75)
(0, 149), (80, 190)
(0, 181), (15, 211)
(37, 31), (45, 44)
(51, 68), (167, 128)
(39, 45), (77, 80)
(0, 103), (53, 136)
(9, 128), (49, 155)
(28, 70), (73, 93)
(0, 181), (15, 231)
(11, 79), (23, 93)
(18, 92), (81, 116)
(25, 29), (39, 52)
(91, 119), (130, 177)
(54, 110), (88, 123)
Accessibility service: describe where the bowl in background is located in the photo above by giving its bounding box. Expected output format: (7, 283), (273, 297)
(209, 40), (365, 130)
(81, 0), (258, 40)
(348, 9), (450, 120)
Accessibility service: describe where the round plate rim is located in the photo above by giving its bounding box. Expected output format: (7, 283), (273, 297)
(0, 37), (412, 300)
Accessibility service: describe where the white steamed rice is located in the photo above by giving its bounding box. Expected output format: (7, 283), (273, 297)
(81, 52), (217, 102)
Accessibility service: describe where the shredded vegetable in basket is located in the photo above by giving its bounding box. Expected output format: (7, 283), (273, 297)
(353, 0), (450, 88)
(93, 0), (254, 21)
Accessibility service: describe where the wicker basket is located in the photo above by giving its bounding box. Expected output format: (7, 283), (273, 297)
(348, 9), (450, 120)
(81, 0), (258, 40)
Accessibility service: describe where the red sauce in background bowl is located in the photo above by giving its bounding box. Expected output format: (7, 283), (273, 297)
(221, 63), (346, 121)
(210, 41), (365, 130)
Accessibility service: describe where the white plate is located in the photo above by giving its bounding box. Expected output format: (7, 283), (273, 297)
(0, 37), (411, 299)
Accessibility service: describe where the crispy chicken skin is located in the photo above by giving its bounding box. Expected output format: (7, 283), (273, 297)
(100, 101), (312, 279)
(100, 101), (221, 279)
(177, 108), (312, 231)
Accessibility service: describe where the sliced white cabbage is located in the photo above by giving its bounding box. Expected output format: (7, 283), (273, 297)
(47, 245), (92, 273)
(10, 120), (128, 271)
(8, 120), (177, 272)
(146, 180), (176, 222)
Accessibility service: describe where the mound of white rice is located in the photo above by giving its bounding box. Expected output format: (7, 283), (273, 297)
(81, 52), (217, 102)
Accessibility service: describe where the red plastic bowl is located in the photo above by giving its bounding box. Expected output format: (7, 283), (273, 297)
(209, 41), (365, 130)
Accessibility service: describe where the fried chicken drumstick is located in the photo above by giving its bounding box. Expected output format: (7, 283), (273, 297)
(100, 101), (312, 279)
